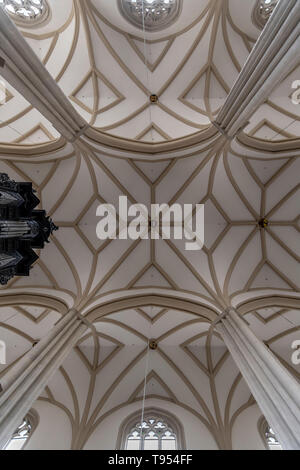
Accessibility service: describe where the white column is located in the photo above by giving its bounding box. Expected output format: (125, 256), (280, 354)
(0, 309), (88, 449)
(0, 8), (87, 141)
(216, 308), (300, 450)
(214, 0), (300, 138)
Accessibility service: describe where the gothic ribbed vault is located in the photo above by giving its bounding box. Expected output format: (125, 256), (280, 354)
(0, 0), (299, 450)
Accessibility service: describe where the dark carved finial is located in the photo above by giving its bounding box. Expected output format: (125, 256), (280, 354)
(48, 217), (59, 234)
(0, 268), (15, 286)
(0, 173), (18, 191)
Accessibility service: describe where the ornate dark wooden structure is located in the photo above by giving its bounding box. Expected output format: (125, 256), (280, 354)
(0, 173), (58, 285)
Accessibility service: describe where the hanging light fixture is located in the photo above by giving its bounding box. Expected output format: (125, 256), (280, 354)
(0, 172), (58, 285)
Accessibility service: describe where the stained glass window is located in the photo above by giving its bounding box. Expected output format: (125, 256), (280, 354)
(118, 0), (182, 32)
(264, 425), (282, 450)
(126, 415), (177, 450)
(3, 411), (38, 450)
(0, 0), (48, 24)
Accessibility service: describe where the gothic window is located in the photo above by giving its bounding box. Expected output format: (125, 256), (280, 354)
(259, 417), (283, 450)
(119, 409), (185, 450)
(0, 0), (49, 25)
(252, 0), (278, 29)
(118, 0), (182, 32)
(3, 410), (38, 450)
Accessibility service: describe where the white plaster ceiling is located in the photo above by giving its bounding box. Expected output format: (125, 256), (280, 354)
(0, 0), (299, 449)
(3, 0), (298, 145)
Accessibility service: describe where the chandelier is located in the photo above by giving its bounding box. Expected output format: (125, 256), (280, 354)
(0, 173), (58, 285)
(0, 0), (48, 24)
(118, 0), (182, 32)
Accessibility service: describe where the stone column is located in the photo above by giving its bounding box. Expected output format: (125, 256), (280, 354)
(0, 8), (86, 141)
(216, 308), (300, 450)
(0, 309), (88, 448)
(214, 0), (300, 138)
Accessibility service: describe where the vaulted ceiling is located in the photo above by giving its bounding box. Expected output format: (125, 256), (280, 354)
(0, 0), (299, 449)
(0, 0), (299, 145)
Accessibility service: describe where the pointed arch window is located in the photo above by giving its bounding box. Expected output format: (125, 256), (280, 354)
(258, 417), (283, 450)
(2, 410), (38, 450)
(119, 408), (185, 450)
